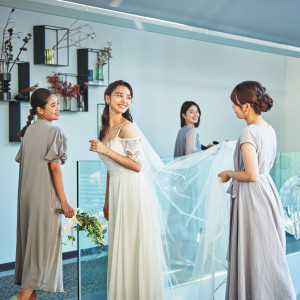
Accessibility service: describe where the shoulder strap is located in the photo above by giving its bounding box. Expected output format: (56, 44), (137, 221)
(116, 120), (129, 137)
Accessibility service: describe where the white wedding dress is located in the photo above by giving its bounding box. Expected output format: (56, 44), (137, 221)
(99, 121), (238, 300)
(98, 121), (164, 300)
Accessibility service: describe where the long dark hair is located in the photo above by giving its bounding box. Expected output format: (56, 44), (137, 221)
(18, 88), (54, 138)
(230, 81), (273, 114)
(180, 101), (201, 127)
(99, 80), (133, 141)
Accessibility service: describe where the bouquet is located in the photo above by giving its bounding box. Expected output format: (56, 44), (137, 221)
(57, 208), (107, 252)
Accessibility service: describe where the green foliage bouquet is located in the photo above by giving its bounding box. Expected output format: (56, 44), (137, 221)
(57, 208), (107, 252)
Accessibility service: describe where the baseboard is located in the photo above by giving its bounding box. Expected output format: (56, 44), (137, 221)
(0, 250), (78, 272)
(0, 246), (108, 273)
(0, 261), (15, 272)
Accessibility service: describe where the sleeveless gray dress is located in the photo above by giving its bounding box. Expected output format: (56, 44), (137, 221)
(14, 119), (67, 292)
(226, 124), (296, 300)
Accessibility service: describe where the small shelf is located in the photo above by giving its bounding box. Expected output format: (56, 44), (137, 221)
(54, 72), (87, 112)
(34, 25), (69, 66)
(77, 48), (110, 112)
(0, 60), (30, 102)
(0, 61), (30, 142)
(88, 81), (108, 87)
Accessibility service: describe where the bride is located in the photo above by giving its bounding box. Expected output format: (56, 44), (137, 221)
(90, 80), (237, 300)
(89, 80), (164, 300)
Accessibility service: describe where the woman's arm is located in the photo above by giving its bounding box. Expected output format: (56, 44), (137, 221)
(218, 142), (259, 183)
(90, 123), (142, 173)
(185, 129), (197, 155)
(103, 172), (109, 221)
(49, 161), (74, 218)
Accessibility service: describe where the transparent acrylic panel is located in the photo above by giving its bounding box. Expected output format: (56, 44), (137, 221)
(77, 152), (300, 298)
(270, 152), (300, 255)
(77, 161), (108, 300)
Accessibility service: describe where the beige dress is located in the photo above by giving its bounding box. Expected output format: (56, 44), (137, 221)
(14, 119), (67, 292)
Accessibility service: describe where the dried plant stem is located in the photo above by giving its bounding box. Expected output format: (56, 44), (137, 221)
(9, 36), (31, 73)
(0, 8), (14, 63)
(51, 20), (95, 50)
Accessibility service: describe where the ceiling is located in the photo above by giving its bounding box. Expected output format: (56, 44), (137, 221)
(1, 0), (300, 57)
(65, 0), (300, 48)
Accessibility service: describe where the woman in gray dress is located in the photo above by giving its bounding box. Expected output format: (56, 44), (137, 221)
(218, 81), (296, 300)
(11, 88), (74, 300)
(172, 101), (203, 263)
(174, 101), (202, 157)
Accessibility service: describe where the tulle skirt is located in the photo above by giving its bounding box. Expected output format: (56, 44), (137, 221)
(107, 171), (164, 300)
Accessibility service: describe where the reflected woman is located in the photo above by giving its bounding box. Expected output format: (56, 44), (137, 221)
(12, 89), (74, 300)
(218, 81), (296, 300)
(174, 101), (202, 157)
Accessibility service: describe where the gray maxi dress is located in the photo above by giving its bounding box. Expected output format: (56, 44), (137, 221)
(15, 119), (67, 292)
(226, 124), (296, 300)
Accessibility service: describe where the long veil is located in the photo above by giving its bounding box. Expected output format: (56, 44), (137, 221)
(134, 122), (236, 299)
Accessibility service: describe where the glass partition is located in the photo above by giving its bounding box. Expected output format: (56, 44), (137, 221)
(77, 152), (300, 298)
(77, 161), (108, 300)
(270, 152), (300, 255)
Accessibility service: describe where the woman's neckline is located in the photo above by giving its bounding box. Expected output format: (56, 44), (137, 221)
(249, 123), (269, 129)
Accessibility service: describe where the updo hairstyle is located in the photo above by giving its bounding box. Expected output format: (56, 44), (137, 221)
(230, 81), (273, 114)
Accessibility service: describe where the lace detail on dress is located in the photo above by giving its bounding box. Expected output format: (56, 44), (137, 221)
(120, 138), (142, 162)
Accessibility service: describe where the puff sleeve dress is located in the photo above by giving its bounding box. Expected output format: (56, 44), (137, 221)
(14, 119), (67, 292)
(226, 124), (296, 300)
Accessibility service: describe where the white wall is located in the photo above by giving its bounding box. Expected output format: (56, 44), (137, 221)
(0, 6), (297, 264)
(285, 57), (300, 152)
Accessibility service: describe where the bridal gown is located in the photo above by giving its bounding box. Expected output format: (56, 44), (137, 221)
(98, 121), (164, 300)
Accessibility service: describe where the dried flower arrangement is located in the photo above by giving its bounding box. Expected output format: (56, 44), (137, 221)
(46, 74), (64, 95)
(14, 83), (38, 101)
(0, 8), (32, 74)
(61, 82), (80, 99)
(97, 42), (112, 67)
(46, 74), (81, 100)
(80, 82), (88, 95)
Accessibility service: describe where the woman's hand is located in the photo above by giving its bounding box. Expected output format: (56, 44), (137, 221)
(61, 202), (74, 218)
(218, 171), (231, 183)
(103, 201), (109, 221)
(89, 140), (109, 155)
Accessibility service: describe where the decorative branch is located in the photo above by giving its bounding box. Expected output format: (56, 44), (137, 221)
(51, 20), (96, 50)
(0, 8), (31, 74)
(97, 42), (112, 66)
(8, 33), (32, 73)
(1, 8), (15, 63)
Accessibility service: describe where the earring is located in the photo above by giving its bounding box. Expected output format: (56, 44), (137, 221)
(245, 111), (248, 115)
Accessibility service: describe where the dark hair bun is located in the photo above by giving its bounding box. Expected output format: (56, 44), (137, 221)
(253, 86), (273, 114)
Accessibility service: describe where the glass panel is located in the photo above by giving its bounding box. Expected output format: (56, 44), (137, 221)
(270, 152), (300, 255)
(77, 152), (300, 298)
(77, 161), (108, 300)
